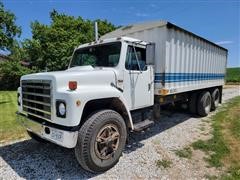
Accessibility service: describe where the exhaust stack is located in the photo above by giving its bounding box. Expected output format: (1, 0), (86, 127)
(95, 21), (98, 41)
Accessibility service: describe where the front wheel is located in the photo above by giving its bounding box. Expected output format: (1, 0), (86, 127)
(75, 110), (127, 172)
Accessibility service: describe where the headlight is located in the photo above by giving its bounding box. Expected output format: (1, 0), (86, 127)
(56, 100), (66, 118)
(59, 103), (66, 116)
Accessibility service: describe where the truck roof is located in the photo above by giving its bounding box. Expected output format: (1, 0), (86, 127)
(76, 36), (147, 50)
(101, 20), (227, 52)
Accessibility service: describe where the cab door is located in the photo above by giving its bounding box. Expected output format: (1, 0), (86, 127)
(123, 45), (154, 110)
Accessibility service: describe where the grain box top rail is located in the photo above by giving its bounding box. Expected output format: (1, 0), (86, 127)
(101, 21), (228, 52)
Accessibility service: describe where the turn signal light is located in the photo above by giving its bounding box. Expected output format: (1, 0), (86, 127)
(69, 81), (77, 90)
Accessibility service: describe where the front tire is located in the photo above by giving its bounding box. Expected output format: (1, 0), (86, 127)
(75, 110), (127, 172)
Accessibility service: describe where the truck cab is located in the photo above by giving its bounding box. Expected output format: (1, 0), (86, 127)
(17, 37), (155, 172)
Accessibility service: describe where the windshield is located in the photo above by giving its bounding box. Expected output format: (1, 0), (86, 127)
(70, 42), (121, 68)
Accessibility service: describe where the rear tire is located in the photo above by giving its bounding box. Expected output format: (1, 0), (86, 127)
(75, 110), (127, 172)
(211, 88), (220, 111)
(27, 131), (47, 143)
(197, 91), (212, 117)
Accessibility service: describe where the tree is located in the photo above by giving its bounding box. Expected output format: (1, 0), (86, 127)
(0, 60), (34, 90)
(0, 2), (21, 51)
(24, 10), (117, 71)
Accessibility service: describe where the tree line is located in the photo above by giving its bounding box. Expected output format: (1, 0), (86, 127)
(0, 2), (117, 90)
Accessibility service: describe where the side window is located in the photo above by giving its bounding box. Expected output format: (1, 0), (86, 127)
(108, 54), (120, 66)
(125, 46), (146, 71)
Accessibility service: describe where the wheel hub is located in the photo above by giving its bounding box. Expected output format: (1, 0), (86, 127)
(95, 124), (120, 160)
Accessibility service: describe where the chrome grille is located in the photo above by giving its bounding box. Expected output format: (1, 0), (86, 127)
(21, 80), (52, 121)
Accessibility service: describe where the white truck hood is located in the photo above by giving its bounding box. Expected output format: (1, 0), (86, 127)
(20, 66), (117, 91)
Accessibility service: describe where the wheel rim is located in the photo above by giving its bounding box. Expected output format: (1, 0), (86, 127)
(205, 95), (211, 113)
(214, 91), (220, 106)
(95, 124), (120, 160)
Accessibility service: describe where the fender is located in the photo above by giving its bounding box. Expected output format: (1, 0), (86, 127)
(55, 84), (134, 129)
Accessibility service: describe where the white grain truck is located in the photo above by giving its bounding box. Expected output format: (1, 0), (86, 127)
(17, 21), (227, 172)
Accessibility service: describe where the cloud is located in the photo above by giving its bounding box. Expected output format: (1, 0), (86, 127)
(150, 3), (157, 8)
(135, 13), (149, 17)
(215, 41), (233, 45)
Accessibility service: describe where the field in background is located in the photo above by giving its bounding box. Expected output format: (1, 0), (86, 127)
(226, 67), (240, 83)
(0, 91), (27, 143)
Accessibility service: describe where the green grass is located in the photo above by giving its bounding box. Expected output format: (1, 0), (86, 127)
(192, 96), (240, 179)
(175, 147), (192, 159)
(226, 67), (240, 83)
(0, 91), (27, 143)
(222, 166), (240, 180)
(156, 159), (172, 169)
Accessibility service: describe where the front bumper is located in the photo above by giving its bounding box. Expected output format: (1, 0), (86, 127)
(16, 112), (78, 148)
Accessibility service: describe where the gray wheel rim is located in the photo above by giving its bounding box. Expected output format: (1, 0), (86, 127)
(94, 124), (120, 160)
(214, 91), (220, 107)
(205, 95), (211, 113)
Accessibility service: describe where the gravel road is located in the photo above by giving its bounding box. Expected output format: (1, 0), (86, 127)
(0, 86), (239, 180)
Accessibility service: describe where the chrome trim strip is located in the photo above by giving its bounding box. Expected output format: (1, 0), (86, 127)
(26, 111), (51, 121)
(22, 92), (51, 98)
(22, 79), (51, 83)
(22, 98), (51, 106)
(23, 105), (51, 115)
(22, 85), (51, 89)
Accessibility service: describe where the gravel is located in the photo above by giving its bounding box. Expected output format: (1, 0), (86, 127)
(0, 85), (239, 180)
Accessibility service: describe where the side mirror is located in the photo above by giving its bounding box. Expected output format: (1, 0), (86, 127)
(146, 43), (155, 65)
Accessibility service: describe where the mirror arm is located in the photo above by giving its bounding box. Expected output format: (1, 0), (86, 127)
(133, 46), (143, 73)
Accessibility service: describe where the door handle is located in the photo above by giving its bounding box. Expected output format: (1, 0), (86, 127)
(148, 83), (151, 91)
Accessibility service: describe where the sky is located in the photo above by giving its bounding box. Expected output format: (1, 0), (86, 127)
(2, 0), (240, 67)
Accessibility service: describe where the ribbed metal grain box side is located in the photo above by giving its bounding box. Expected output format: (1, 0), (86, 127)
(160, 24), (227, 95)
(101, 21), (228, 95)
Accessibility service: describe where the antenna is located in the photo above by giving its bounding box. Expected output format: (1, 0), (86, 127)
(94, 21), (98, 41)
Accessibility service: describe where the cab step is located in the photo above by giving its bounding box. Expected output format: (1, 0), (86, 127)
(133, 119), (154, 132)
